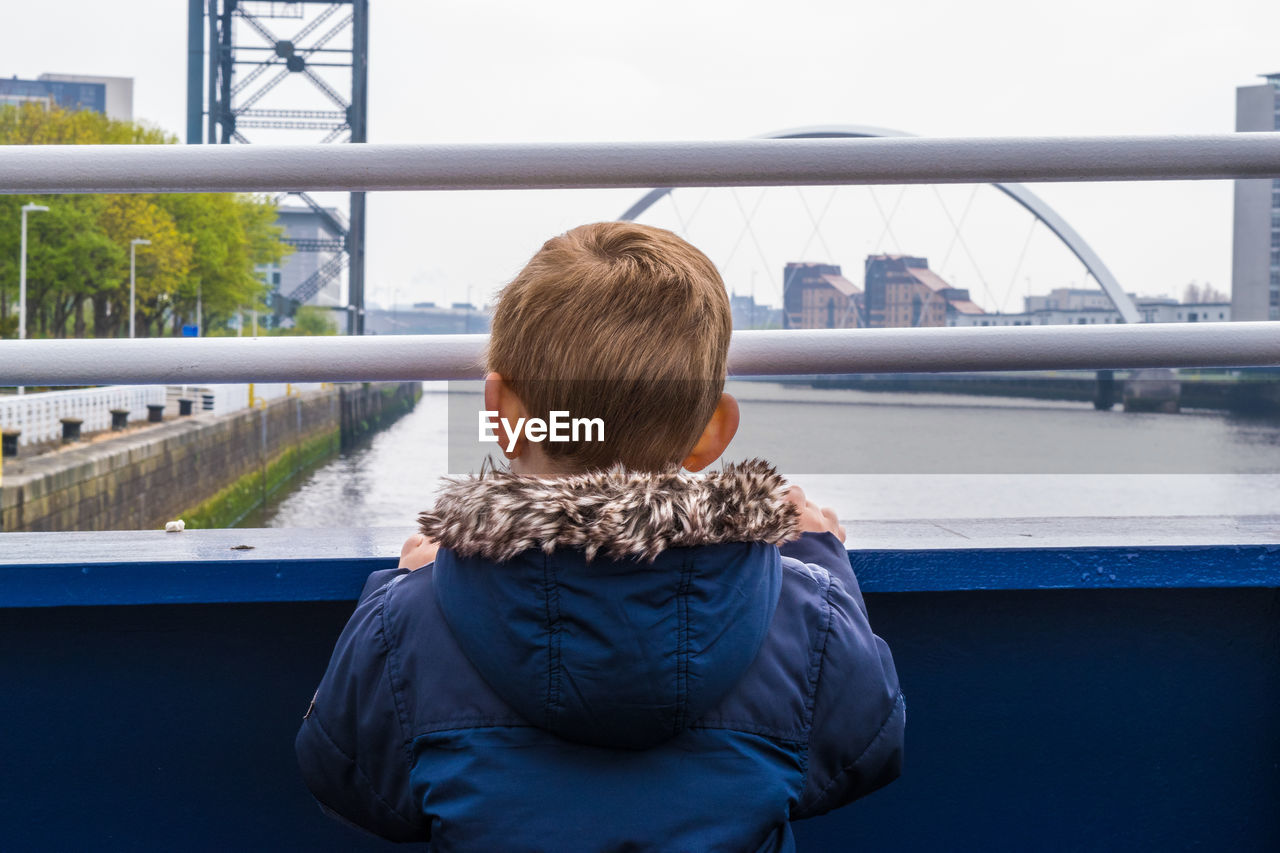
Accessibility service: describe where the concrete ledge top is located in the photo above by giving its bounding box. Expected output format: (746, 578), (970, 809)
(2, 515), (1279, 562)
(0, 518), (1276, 606)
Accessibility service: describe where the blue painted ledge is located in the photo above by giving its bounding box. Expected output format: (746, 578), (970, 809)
(1, 516), (1277, 607)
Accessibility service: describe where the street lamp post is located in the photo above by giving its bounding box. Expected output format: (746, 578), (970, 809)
(129, 238), (151, 339)
(18, 203), (49, 342)
(17, 203), (49, 396)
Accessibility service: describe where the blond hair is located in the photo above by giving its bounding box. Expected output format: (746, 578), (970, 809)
(487, 222), (732, 472)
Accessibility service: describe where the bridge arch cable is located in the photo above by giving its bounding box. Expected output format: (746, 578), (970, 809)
(930, 183), (998, 315)
(718, 189), (770, 293)
(617, 124), (1143, 324)
(794, 186), (841, 265)
(868, 186), (906, 255)
(665, 189), (692, 236)
(728, 189), (783, 303)
(937, 186), (975, 272)
(998, 217), (1040, 314)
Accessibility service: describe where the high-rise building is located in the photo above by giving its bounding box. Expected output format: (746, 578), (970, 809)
(1230, 73), (1280, 321)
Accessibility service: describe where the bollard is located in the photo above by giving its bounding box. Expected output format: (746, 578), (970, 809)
(1, 429), (19, 458)
(178, 398), (194, 416)
(60, 418), (84, 444)
(147, 404), (165, 423)
(110, 409), (130, 431)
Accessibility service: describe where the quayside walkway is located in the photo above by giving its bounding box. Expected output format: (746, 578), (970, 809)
(1, 134), (1279, 851)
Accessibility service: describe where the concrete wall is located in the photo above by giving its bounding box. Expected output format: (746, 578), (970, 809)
(0, 521), (1275, 851)
(0, 383), (419, 533)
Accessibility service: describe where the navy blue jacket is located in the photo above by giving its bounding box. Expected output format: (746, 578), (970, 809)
(297, 529), (904, 851)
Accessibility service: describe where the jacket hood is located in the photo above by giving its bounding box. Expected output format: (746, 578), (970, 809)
(419, 459), (799, 750)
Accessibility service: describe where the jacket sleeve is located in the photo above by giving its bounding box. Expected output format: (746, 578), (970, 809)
(781, 533), (905, 820)
(295, 571), (430, 842)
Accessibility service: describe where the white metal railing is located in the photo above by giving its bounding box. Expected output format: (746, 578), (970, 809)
(0, 386), (165, 446)
(2, 323), (1278, 387)
(1, 135), (1280, 193)
(1, 135), (1279, 382)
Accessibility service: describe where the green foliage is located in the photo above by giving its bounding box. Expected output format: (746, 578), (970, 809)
(0, 104), (291, 338)
(280, 304), (339, 336)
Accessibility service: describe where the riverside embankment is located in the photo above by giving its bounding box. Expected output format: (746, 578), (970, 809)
(812, 370), (1280, 413)
(0, 382), (419, 532)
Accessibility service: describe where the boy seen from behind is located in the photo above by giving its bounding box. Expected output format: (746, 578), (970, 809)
(296, 222), (905, 851)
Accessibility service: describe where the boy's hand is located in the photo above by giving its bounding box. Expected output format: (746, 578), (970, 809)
(785, 486), (846, 543)
(399, 534), (439, 570)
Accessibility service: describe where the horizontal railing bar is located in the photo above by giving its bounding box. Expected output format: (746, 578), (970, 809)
(2, 134), (1280, 194)
(2, 324), (1277, 386)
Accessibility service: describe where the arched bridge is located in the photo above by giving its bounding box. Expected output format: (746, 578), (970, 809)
(620, 124), (1142, 324)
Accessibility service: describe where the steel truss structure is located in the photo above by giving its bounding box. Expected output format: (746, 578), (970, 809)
(186, 0), (368, 334)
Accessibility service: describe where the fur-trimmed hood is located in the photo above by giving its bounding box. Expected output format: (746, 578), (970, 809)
(422, 458), (798, 750)
(418, 458), (799, 563)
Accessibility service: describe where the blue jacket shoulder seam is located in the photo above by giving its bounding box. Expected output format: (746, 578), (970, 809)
(302, 702), (423, 832)
(378, 581), (418, 765)
(801, 690), (906, 817)
(796, 564), (836, 782)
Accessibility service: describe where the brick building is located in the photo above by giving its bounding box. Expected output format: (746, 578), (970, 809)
(863, 255), (985, 327)
(782, 262), (865, 329)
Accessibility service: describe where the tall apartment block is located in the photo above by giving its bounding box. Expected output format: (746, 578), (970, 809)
(1231, 73), (1280, 321)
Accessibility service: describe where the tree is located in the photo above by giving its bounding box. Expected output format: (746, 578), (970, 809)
(0, 103), (290, 338)
(281, 305), (339, 336)
(154, 192), (289, 335)
(99, 195), (192, 337)
(21, 196), (124, 338)
(1182, 281), (1228, 305)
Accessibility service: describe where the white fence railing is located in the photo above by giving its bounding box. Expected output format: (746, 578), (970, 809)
(0, 386), (165, 447)
(159, 383), (323, 416)
(0, 383), (333, 446)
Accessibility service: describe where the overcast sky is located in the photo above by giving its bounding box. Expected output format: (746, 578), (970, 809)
(4, 0), (1279, 312)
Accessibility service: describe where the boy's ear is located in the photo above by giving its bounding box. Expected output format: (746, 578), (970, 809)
(682, 392), (740, 473)
(483, 372), (528, 460)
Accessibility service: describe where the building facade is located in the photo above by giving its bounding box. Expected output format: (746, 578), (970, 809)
(1024, 287), (1117, 313)
(949, 292), (1231, 326)
(0, 73), (132, 120)
(364, 303), (491, 335)
(256, 206), (347, 312)
(863, 255), (984, 327)
(1231, 73), (1280, 321)
(782, 262), (864, 329)
(729, 294), (783, 329)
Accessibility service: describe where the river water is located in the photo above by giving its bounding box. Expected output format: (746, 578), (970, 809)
(247, 381), (1280, 533)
